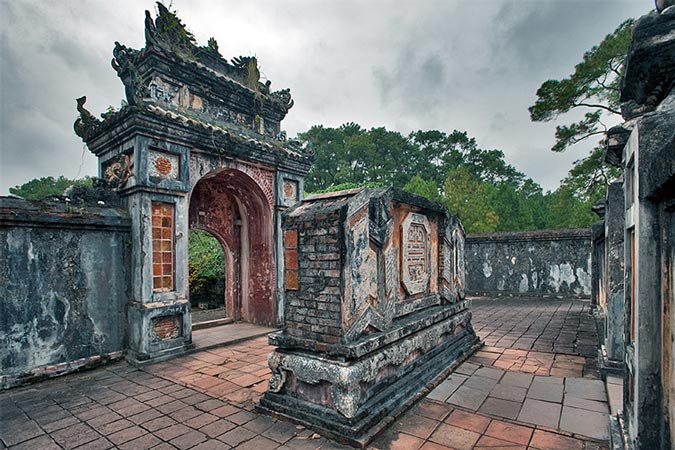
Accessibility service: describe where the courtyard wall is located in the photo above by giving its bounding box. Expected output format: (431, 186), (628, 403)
(0, 197), (131, 388)
(465, 228), (592, 298)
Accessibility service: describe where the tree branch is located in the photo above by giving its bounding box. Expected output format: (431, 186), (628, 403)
(569, 130), (606, 145)
(571, 102), (621, 115)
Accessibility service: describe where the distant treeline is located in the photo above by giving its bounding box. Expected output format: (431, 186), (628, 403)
(300, 124), (618, 233)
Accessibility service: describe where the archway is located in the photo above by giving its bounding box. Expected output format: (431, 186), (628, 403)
(188, 228), (228, 324)
(188, 168), (275, 325)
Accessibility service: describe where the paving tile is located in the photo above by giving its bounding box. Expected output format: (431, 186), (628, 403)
(243, 414), (277, 433)
(191, 440), (232, 450)
(455, 362), (480, 376)
(533, 376), (564, 385)
(170, 406), (203, 422)
(371, 430), (424, 450)
(463, 375), (500, 393)
(564, 378), (607, 402)
(107, 425), (147, 445)
(474, 366), (505, 380)
(194, 399), (228, 412)
(210, 404), (241, 418)
(490, 383), (527, 402)
(445, 409), (491, 433)
(228, 409), (258, 425)
(97, 418), (134, 435)
(563, 396), (608, 413)
(41, 415), (81, 432)
(559, 405), (609, 440)
(142, 415), (178, 432)
(154, 423), (192, 441)
(127, 407), (163, 424)
(181, 393), (212, 405)
(73, 436), (114, 449)
(419, 442), (456, 450)
(117, 433), (161, 450)
(7, 434), (61, 450)
(479, 397), (522, 420)
(499, 372), (533, 389)
(157, 400), (190, 414)
(527, 380), (563, 403)
(394, 412), (440, 439)
(262, 420), (300, 444)
(413, 400), (453, 421)
(198, 418), (237, 438)
(184, 412), (219, 429)
(429, 422), (480, 450)
(474, 434), (526, 449)
(484, 419), (533, 445)
(528, 429), (583, 450)
(428, 374), (467, 401)
(516, 399), (561, 429)
(217, 426), (257, 447)
(446, 386), (489, 411)
(170, 429), (208, 449)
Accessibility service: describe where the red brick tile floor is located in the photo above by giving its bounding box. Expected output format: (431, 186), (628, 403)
(0, 298), (609, 449)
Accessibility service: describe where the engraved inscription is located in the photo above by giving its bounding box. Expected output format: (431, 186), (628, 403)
(401, 213), (431, 295)
(406, 223), (428, 282)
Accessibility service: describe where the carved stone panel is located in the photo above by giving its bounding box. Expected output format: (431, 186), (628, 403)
(149, 150), (179, 179)
(283, 179), (298, 203)
(401, 212), (431, 295)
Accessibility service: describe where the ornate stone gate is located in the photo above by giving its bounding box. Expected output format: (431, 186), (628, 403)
(74, 4), (313, 363)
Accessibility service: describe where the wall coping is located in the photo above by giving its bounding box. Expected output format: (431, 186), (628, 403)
(467, 228), (592, 243)
(0, 197), (131, 232)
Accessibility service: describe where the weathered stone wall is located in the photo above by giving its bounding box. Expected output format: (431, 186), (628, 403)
(283, 207), (343, 346)
(465, 228), (592, 298)
(0, 198), (131, 388)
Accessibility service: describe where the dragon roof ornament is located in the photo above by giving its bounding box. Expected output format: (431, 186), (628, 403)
(74, 3), (298, 145)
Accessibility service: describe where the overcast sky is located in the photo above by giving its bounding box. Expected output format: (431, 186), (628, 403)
(0, 1), (652, 195)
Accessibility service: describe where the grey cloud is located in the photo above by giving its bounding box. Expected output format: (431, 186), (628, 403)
(0, 0), (655, 195)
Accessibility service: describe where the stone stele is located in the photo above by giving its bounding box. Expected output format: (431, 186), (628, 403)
(258, 187), (480, 447)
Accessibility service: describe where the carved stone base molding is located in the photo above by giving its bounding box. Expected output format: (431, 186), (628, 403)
(258, 309), (480, 447)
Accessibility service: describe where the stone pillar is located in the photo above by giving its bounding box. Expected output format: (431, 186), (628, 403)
(99, 136), (194, 364)
(273, 172), (305, 325)
(603, 182), (624, 367)
(258, 187), (480, 447)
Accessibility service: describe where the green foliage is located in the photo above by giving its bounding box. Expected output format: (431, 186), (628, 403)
(529, 19), (633, 134)
(300, 123), (418, 191)
(443, 168), (500, 233)
(403, 175), (441, 202)
(188, 229), (225, 307)
(526, 17), (633, 229)
(560, 145), (623, 203)
(9, 176), (93, 201)
(298, 123), (603, 233)
(309, 181), (385, 195)
(155, 2), (197, 57)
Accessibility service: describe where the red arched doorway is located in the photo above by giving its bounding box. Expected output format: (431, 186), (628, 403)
(188, 168), (275, 325)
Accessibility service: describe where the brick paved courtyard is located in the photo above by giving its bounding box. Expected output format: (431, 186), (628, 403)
(0, 297), (609, 449)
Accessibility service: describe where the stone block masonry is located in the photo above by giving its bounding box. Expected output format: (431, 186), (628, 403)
(258, 187), (480, 447)
(465, 228), (592, 298)
(0, 197), (131, 389)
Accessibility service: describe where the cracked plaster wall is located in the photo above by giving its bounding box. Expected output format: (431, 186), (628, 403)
(0, 200), (131, 382)
(465, 228), (592, 298)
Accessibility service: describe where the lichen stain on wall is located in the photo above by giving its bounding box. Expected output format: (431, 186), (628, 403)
(548, 263), (576, 292)
(482, 261), (492, 278)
